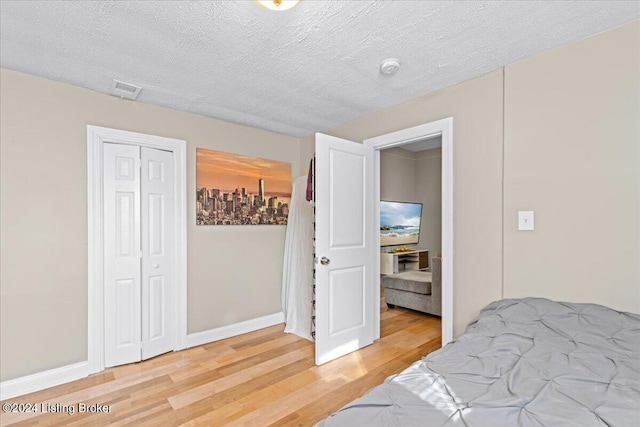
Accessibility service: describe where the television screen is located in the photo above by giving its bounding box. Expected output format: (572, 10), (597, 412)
(380, 201), (423, 247)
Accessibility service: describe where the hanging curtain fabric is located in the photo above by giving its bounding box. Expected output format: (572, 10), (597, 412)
(281, 175), (314, 341)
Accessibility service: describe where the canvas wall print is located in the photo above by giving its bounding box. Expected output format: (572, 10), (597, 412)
(196, 148), (292, 225)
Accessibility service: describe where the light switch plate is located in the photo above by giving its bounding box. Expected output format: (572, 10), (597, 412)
(518, 211), (534, 231)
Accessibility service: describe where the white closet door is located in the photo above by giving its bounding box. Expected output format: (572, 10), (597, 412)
(104, 143), (142, 367)
(140, 147), (174, 360)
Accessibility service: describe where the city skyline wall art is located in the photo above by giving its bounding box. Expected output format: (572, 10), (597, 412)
(196, 148), (292, 225)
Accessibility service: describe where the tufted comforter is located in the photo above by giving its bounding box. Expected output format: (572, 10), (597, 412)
(318, 298), (640, 426)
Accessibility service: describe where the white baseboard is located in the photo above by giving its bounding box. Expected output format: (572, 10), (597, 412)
(0, 361), (89, 401)
(186, 312), (285, 349)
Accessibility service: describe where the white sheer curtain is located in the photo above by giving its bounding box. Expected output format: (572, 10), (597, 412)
(281, 175), (314, 341)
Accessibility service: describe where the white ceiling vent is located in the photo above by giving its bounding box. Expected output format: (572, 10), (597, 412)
(111, 79), (142, 100)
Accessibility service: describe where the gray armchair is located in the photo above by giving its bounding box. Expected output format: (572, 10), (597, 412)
(381, 257), (441, 316)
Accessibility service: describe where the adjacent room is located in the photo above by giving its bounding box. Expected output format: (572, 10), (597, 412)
(379, 139), (443, 320)
(1, 1), (638, 426)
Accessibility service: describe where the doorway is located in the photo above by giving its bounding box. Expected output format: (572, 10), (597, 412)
(365, 117), (454, 344)
(87, 126), (187, 374)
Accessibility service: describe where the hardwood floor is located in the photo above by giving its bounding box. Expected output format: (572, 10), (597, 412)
(1, 300), (441, 426)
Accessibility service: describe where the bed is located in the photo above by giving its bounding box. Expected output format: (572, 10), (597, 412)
(318, 298), (640, 426)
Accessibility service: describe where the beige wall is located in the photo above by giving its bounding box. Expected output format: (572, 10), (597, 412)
(503, 21), (640, 311)
(0, 69), (300, 381)
(380, 147), (417, 203)
(415, 148), (442, 257)
(323, 70), (505, 337)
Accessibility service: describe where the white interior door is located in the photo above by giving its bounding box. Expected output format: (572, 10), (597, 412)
(141, 147), (174, 360)
(104, 143), (142, 367)
(315, 133), (375, 365)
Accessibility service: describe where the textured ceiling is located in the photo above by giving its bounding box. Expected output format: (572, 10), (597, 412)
(1, 1), (638, 137)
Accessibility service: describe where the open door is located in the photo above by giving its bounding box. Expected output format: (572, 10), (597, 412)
(315, 133), (375, 365)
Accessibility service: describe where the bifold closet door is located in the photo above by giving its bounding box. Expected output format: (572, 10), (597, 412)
(140, 146), (174, 360)
(104, 143), (142, 367)
(103, 143), (174, 368)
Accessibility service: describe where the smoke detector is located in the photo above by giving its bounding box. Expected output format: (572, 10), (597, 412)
(111, 79), (142, 100)
(380, 58), (401, 75)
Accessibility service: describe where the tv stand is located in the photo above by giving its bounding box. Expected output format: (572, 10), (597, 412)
(380, 249), (429, 275)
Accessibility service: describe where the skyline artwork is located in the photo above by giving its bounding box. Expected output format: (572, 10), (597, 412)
(196, 148), (292, 225)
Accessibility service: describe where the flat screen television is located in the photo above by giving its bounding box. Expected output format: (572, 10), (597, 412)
(380, 201), (423, 247)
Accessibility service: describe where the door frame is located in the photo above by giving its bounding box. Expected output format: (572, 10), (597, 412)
(364, 117), (454, 345)
(87, 125), (187, 374)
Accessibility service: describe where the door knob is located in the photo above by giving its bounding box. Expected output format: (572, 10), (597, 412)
(153, 264), (160, 269)
(320, 257), (330, 265)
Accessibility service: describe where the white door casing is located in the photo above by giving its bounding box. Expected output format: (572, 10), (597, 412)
(103, 143), (142, 367)
(141, 147), (175, 360)
(364, 117), (454, 345)
(88, 125), (187, 375)
(314, 133), (375, 365)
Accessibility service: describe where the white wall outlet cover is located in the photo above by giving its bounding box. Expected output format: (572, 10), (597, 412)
(518, 211), (535, 231)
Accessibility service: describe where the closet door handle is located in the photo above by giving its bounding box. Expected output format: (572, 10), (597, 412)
(320, 257), (330, 265)
(153, 263), (160, 269)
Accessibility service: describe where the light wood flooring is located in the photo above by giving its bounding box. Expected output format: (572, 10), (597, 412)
(1, 300), (441, 426)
